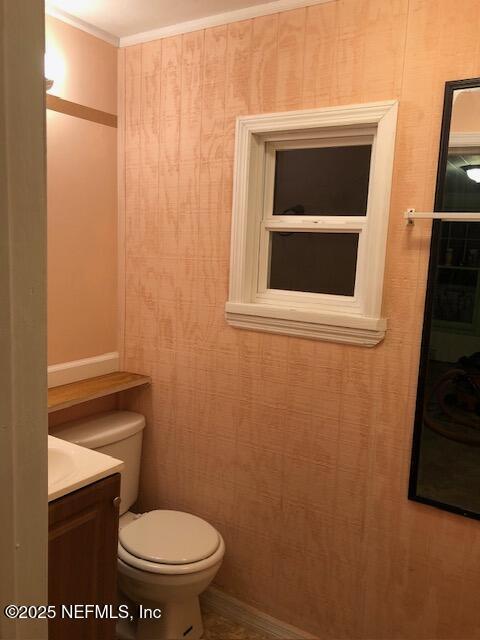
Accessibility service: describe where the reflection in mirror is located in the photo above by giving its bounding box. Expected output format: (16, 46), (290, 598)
(410, 79), (480, 517)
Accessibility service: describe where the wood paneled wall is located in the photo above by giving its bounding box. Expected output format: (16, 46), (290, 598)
(119, 1), (480, 637)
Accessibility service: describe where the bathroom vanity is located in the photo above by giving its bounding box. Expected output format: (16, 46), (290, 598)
(49, 474), (120, 640)
(48, 436), (123, 640)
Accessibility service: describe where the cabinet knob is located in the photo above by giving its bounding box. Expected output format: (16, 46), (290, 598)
(113, 496), (121, 509)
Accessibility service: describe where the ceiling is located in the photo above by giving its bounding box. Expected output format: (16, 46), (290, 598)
(46, 0), (280, 39)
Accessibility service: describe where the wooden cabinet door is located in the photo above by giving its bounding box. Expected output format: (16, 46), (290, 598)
(48, 473), (121, 640)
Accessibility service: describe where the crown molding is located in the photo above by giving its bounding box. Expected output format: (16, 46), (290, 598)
(119, 0), (334, 47)
(45, 0), (335, 49)
(45, 3), (119, 46)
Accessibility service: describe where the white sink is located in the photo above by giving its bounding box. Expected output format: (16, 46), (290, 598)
(48, 445), (76, 487)
(47, 435), (124, 502)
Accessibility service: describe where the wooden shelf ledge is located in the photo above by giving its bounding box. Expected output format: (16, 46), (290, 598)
(48, 371), (151, 413)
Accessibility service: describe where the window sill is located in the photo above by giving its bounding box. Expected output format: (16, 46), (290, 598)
(225, 302), (386, 347)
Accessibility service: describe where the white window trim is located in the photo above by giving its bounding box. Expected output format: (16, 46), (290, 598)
(225, 100), (398, 347)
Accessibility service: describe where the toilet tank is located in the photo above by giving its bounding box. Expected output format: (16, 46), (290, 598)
(51, 411), (145, 515)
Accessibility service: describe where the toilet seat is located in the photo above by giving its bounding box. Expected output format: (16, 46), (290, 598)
(118, 509), (225, 575)
(118, 537), (225, 575)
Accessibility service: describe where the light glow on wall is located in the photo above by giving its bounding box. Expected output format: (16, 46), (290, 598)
(44, 45), (66, 93)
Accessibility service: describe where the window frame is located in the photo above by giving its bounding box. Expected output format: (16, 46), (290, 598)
(257, 134), (373, 311)
(225, 101), (398, 346)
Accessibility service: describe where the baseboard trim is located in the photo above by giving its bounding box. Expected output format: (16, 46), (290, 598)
(201, 587), (317, 639)
(47, 352), (119, 388)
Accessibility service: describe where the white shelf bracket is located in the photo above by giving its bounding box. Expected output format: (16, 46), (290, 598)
(405, 208), (417, 226)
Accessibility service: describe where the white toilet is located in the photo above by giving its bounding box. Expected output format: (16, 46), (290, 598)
(51, 410), (225, 640)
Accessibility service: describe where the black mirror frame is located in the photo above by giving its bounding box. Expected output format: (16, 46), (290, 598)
(408, 76), (480, 521)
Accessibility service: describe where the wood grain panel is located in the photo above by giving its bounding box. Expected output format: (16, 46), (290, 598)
(157, 36), (182, 261)
(302, 2), (337, 108)
(124, 45), (142, 265)
(137, 40), (162, 259)
(224, 20), (253, 160)
(179, 31), (205, 163)
(120, 2), (480, 638)
(249, 15), (278, 114)
(362, 2), (480, 638)
(177, 31), (205, 263)
(201, 26), (228, 163)
(117, 47), (127, 360)
(275, 9), (306, 111)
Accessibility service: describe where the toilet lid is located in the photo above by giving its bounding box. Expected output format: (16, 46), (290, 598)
(118, 510), (220, 565)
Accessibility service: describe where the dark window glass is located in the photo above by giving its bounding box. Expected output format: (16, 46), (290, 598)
(273, 145), (372, 216)
(269, 232), (359, 296)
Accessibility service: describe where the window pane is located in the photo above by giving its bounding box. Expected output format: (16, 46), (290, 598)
(273, 145), (372, 216)
(269, 232), (359, 296)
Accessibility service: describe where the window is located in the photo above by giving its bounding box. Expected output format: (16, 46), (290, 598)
(269, 232), (359, 296)
(226, 101), (398, 346)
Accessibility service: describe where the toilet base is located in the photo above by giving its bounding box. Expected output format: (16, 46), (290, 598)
(135, 597), (203, 640)
(117, 539), (224, 640)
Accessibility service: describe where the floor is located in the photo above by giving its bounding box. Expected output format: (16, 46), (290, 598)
(202, 608), (274, 639)
(117, 606), (274, 640)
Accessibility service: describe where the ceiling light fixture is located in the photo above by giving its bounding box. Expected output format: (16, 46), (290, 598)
(461, 164), (480, 183)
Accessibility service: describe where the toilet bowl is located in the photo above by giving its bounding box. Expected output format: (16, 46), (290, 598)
(118, 509), (225, 640)
(51, 411), (225, 640)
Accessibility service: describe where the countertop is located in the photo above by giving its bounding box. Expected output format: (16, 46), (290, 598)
(48, 435), (124, 502)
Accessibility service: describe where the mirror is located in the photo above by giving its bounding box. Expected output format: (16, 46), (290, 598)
(410, 78), (480, 519)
